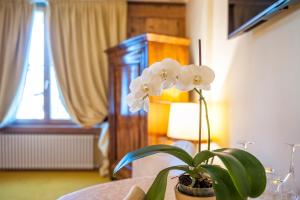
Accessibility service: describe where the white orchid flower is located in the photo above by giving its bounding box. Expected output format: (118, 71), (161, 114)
(126, 93), (150, 112)
(176, 64), (215, 91)
(127, 68), (161, 112)
(129, 68), (162, 98)
(126, 58), (215, 113)
(150, 58), (181, 89)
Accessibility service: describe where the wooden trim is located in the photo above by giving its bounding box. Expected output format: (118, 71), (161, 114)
(106, 33), (189, 53)
(127, 0), (188, 4)
(229, 0), (275, 5)
(12, 119), (75, 125)
(146, 33), (189, 45)
(128, 2), (186, 18)
(0, 125), (101, 135)
(0, 168), (100, 171)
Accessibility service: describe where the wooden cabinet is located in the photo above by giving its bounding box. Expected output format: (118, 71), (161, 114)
(127, 2), (186, 38)
(106, 33), (190, 178)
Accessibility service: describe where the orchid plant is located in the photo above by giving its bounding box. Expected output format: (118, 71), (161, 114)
(126, 58), (214, 112)
(114, 58), (266, 200)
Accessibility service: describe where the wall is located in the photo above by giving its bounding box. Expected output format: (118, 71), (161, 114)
(187, 0), (300, 183)
(127, 2), (186, 37)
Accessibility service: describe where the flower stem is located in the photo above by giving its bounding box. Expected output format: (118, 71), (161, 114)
(199, 90), (202, 153)
(193, 89), (211, 152)
(201, 96), (211, 151)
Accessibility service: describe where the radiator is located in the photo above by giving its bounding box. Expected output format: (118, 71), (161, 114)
(0, 134), (94, 169)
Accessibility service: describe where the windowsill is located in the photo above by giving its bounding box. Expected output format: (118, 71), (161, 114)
(0, 123), (102, 135)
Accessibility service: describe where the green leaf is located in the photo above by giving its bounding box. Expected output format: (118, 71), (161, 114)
(194, 150), (250, 198)
(211, 151), (250, 198)
(145, 165), (192, 200)
(113, 145), (194, 175)
(193, 150), (214, 166)
(216, 148), (266, 198)
(201, 165), (246, 200)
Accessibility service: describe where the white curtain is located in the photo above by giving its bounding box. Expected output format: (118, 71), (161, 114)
(0, 0), (33, 127)
(47, 0), (127, 127)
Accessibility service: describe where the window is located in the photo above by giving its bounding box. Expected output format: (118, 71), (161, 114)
(16, 10), (70, 122)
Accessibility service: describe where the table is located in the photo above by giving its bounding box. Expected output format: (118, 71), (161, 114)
(58, 176), (177, 200)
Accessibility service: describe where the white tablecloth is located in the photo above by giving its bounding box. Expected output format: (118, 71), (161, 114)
(58, 176), (177, 200)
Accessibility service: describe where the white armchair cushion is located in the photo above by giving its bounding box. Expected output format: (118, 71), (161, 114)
(132, 141), (196, 178)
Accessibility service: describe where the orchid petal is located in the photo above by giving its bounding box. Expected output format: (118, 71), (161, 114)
(149, 62), (164, 74)
(200, 65), (215, 84)
(129, 100), (143, 112)
(143, 97), (150, 112)
(129, 77), (142, 92)
(195, 84), (211, 91)
(141, 68), (154, 83)
(176, 67), (193, 91)
(126, 93), (144, 112)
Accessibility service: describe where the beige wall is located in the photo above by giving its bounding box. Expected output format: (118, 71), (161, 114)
(187, 0), (300, 182)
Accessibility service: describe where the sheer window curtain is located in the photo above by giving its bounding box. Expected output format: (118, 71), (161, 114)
(46, 0), (127, 127)
(0, 0), (33, 128)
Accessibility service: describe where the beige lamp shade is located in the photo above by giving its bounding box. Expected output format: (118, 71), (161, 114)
(167, 103), (208, 141)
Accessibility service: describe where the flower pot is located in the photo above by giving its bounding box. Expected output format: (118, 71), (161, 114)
(175, 184), (216, 200)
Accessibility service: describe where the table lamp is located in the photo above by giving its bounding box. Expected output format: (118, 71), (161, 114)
(167, 102), (208, 141)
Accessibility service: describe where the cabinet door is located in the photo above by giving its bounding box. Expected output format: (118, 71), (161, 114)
(108, 45), (148, 178)
(107, 34), (190, 178)
(115, 64), (147, 158)
(147, 41), (190, 143)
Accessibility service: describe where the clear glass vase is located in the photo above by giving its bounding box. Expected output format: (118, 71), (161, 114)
(253, 168), (282, 200)
(277, 144), (300, 200)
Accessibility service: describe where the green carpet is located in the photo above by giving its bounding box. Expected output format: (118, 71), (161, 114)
(0, 170), (110, 200)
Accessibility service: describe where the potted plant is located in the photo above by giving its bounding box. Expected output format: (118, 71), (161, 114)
(114, 58), (266, 200)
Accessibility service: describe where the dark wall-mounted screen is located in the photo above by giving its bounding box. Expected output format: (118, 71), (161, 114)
(228, 0), (299, 38)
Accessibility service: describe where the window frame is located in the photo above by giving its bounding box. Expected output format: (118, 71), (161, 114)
(13, 7), (73, 126)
